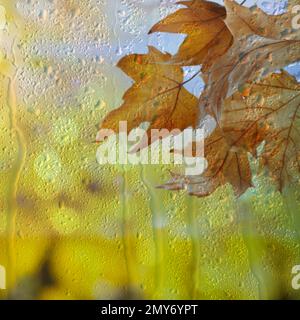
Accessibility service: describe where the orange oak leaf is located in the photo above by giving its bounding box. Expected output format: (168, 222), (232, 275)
(98, 46), (199, 148)
(149, 0), (233, 71)
(200, 0), (300, 122)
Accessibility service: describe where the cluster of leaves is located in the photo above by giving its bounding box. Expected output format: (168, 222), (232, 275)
(99, 0), (300, 198)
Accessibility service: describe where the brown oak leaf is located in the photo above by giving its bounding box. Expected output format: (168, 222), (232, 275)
(149, 0), (233, 71)
(98, 46), (199, 148)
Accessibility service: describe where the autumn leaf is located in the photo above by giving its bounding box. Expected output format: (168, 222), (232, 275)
(98, 46), (199, 149)
(201, 0), (300, 122)
(98, 0), (300, 198)
(289, 0), (300, 9)
(160, 125), (255, 197)
(149, 0), (233, 71)
(224, 0), (293, 39)
(161, 69), (300, 197)
(222, 71), (300, 191)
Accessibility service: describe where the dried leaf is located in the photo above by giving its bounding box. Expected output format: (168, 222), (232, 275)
(160, 125), (254, 197)
(222, 71), (300, 191)
(98, 47), (199, 148)
(99, 0), (300, 198)
(149, 0), (233, 70)
(200, 0), (300, 122)
(162, 70), (300, 197)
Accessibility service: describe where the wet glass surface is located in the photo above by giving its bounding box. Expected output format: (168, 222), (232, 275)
(0, 0), (300, 300)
